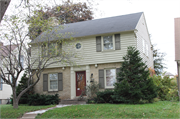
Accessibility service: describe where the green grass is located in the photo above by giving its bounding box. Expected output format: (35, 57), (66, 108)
(36, 101), (180, 118)
(0, 104), (56, 118)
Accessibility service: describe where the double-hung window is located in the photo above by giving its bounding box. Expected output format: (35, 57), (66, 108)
(49, 73), (58, 91)
(103, 36), (113, 50)
(42, 42), (62, 57)
(105, 69), (116, 88)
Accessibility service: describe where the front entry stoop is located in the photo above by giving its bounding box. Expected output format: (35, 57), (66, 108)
(60, 99), (86, 104)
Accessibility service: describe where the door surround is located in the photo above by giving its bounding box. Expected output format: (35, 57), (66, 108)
(70, 65), (90, 99)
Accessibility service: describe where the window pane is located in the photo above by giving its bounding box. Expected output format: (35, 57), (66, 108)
(49, 73), (58, 90)
(106, 69), (116, 86)
(104, 43), (113, 50)
(103, 36), (113, 50)
(50, 80), (58, 89)
(103, 36), (112, 43)
(49, 73), (58, 80)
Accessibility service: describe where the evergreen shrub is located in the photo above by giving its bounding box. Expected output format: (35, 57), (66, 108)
(28, 93), (60, 105)
(112, 46), (157, 104)
(95, 90), (114, 103)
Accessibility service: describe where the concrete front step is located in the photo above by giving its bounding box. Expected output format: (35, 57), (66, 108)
(60, 99), (86, 104)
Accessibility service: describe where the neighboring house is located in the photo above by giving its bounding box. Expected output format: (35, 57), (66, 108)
(175, 17), (180, 100)
(31, 12), (153, 100)
(0, 42), (25, 104)
(0, 0), (11, 22)
(164, 72), (174, 79)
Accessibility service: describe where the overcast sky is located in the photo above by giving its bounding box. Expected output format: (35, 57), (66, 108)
(5, 0), (180, 75)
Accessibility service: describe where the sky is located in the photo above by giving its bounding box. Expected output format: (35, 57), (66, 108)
(4, 0), (180, 75)
(94, 0), (180, 75)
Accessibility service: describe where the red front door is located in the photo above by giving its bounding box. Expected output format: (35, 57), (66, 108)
(76, 71), (86, 96)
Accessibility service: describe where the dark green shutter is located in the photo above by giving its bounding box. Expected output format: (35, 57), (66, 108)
(58, 73), (63, 91)
(99, 69), (104, 89)
(115, 34), (120, 50)
(96, 36), (101, 52)
(43, 74), (48, 91)
(116, 68), (120, 82)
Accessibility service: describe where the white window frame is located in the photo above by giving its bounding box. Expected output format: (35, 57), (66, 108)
(104, 68), (116, 89)
(101, 35), (115, 51)
(48, 73), (58, 91)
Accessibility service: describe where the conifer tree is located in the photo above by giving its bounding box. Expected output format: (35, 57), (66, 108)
(112, 46), (157, 103)
(16, 73), (34, 104)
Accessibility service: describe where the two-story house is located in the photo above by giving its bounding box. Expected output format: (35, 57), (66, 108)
(31, 12), (153, 100)
(175, 17), (180, 100)
(0, 42), (25, 104)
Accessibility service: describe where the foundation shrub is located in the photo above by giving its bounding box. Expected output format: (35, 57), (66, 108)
(94, 90), (114, 103)
(27, 94), (60, 105)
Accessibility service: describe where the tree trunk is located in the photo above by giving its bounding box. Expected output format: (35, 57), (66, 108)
(12, 87), (19, 109)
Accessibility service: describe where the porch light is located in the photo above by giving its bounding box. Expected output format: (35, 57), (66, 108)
(95, 64), (98, 68)
(62, 67), (65, 70)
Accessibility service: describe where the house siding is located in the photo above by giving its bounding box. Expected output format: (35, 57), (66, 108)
(31, 32), (136, 69)
(136, 13), (153, 68)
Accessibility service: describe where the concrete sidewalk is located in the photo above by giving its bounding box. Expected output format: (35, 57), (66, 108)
(20, 105), (71, 119)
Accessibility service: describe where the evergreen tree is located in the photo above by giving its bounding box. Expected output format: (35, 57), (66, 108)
(112, 46), (157, 103)
(16, 73), (34, 104)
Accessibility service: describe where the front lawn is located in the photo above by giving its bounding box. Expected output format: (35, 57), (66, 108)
(0, 104), (56, 118)
(36, 101), (180, 118)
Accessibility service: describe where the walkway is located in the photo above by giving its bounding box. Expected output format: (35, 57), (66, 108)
(20, 104), (71, 119)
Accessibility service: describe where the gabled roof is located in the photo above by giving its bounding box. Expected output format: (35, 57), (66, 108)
(164, 72), (174, 76)
(32, 12), (143, 43)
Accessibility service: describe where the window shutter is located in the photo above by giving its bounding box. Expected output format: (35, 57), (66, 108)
(96, 36), (101, 52)
(116, 68), (120, 82)
(57, 43), (62, 55)
(43, 74), (48, 91)
(115, 34), (120, 50)
(99, 69), (104, 89)
(58, 73), (63, 91)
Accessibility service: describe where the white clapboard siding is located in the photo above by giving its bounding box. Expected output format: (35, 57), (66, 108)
(136, 13), (153, 68)
(31, 32), (136, 68)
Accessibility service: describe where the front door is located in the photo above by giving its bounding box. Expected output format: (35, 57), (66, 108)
(76, 71), (86, 96)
